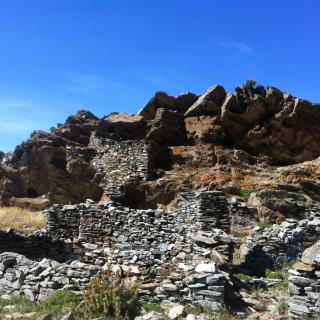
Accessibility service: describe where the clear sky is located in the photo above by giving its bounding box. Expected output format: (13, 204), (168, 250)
(0, 0), (319, 151)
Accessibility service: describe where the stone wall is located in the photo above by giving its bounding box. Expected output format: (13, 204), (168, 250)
(0, 252), (98, 302)
(176, 190), (230, 234)
(241, 217), (320, 273)
(288, 241), (320, 318)
(88, 135), (154, 196)
(43, 190), (233, 308)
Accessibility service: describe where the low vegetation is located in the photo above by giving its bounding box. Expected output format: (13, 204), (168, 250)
(0, 291), (80, 319)
(0, 206), (45, 233)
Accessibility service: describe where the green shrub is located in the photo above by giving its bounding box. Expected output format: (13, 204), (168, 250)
(0, 295), (33, 313)
(81, 268), (139, 320)
(241, 79), (257, 90)
(265, 268), (286, 280)
(233, 273), (254, 284)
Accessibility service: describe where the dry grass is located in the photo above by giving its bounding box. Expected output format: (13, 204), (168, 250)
(0, 207), (45, 233)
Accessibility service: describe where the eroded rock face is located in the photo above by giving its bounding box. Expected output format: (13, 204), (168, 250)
(146, 108), (187, 145)
(185, 116), (225, 144)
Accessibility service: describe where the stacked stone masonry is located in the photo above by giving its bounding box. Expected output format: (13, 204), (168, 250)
(88, 134), (154, 196)
(0, 190), (232, 309)
(241, 216), (320, 272)
(0, 230), (68, 262)
(0, 252), (98, 302)
(288, 241), (320, 318)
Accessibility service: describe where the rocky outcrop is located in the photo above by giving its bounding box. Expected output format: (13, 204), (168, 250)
(1, 81), (320, 208)
(248, 189), (311, 221)
(184, 84), (320, 164)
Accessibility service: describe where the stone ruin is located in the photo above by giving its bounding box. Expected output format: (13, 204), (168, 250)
(87, 134), (155, 197)
(288, 241), (320, 318)
(0, 189), (234, 311)
(241, 216), (320, 274)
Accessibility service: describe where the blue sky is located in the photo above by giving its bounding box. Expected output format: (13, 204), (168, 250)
(0, 0), (319, 151)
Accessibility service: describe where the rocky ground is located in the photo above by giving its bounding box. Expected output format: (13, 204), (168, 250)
(0, 80), (320, 319)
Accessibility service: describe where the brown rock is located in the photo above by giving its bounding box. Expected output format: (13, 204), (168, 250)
(105, 112), (146, 139)
(292, 261), (315, 272)
(184, 85), (226, 117)
(146, 108), (186, 145)
(138, 92), (176, 120)
(185, 116), (225, 144)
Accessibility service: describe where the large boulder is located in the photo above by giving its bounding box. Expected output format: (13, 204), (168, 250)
(146, 109), (187, 145)
(105, 112), (146, 139)
(138, 92), (176, 120)
(175, 92), (198, 113)
(10, 196), (51, 210)
(184, 85), (226, 117)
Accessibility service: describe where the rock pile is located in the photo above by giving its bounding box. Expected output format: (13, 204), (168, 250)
(0, 191), (233, 308)
(0, 252), (98, 302)
(288, 241), (320, 318)
(241, 216), (320, 273)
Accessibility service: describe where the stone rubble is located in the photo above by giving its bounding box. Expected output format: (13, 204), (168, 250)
(0, 252), (98, 302)
(288, 240), (320, 318)
(241, 215), (320, 272)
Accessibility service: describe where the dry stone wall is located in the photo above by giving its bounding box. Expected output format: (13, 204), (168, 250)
(288, 241), (320, 318)
(0, 252), (98, 302)
(241, 216), (320, 273)
(0, 190), (234, 309)
(88, 135), (154, 196)
(44, 190), (232, 308)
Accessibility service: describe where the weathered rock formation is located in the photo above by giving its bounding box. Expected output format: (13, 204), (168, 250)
(1, 82), (320, 209)
(1, 81), (320, 319)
